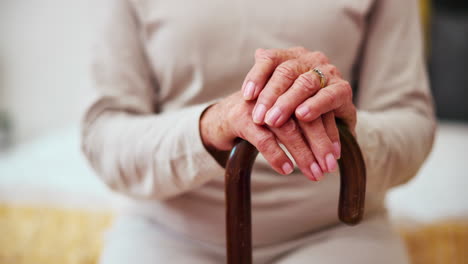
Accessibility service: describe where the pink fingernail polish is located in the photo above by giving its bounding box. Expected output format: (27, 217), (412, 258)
(253, 104), (267, 124)
(308, 172), (317, 181)
(310, 162), (323, 181)
(243, 81), (255, 100)
(326, 153), (338, 172)
(296, 106), (309, 118)
(265, 107), (281, 126)
(282, 162), (294, 175)
(333, 142), (341, 159)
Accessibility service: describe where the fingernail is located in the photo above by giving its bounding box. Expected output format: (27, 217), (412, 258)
(310, 162), (323, 181)
(243, 81), (255, 100)
(282, 162), (294, 175)
(253, 104), (266, 124)
(326, 153), (338, 172)
(265, 106), (281, 126)
(333, 142), (341, 159)
(307, 172), (317, 181)
(296, 106), (310, 118)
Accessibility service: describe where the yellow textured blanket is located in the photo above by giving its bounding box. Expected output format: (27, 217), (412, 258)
(0, 204), (112, 264)
(1, 204), (467, 264)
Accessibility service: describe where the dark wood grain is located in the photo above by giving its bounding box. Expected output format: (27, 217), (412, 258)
(225, 120), (366, 264)
(225, 139), (258, 264)
(336, 119), (367, 225)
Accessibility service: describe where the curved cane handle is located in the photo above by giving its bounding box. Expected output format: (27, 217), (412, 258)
(225, 119), (366, 264)
(336, 119), (367, 225)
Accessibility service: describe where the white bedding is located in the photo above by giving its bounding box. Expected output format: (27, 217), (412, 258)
(0, 126), (115, 210)
(0, 122), (467, 220)
(386, 121), (468, 222)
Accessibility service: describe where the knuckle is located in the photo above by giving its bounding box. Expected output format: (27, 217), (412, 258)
(314, 137), (333, 154)
(254, 48), (264, 58)
(280, 119), (299, 134)
(321, 89), (337, 106)
(290, 145), (312, 162)
(297, 151), (314, 166)
(256, 133), (274, 152)
(275, 63), (298, 82)
(340, 81), (353, 99)
(312, 51), (329, 64)
(258, 89), (279, 104)
(297, 73), (319, 92)
(291, 46), (307, 55)
(256, 49), (277, 62)
(328, 64), (338, 75)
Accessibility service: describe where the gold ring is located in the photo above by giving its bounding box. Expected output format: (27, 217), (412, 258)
(311, 68), (327, 88)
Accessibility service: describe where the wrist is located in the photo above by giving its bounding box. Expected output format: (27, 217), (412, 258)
(200, 104), (218, 149)
(200, 103), (231, 167)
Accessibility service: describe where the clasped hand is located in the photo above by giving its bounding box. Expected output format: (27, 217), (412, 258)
(201, 47), (356, 181)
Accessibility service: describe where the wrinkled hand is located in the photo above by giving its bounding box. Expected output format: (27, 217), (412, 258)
(200, 91), (329, 180)
(241, 47), (357, 175)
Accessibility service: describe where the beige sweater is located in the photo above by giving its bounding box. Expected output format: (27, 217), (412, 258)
(82, 0), (435, 247)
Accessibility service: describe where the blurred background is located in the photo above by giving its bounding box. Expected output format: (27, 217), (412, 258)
(0, 0), (467, 263)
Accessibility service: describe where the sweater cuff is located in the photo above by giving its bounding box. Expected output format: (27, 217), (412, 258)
(355, 110), (388, 194)
(179, 103), (225, 185)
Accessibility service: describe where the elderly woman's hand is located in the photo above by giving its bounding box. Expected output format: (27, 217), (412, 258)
(241, 47), (357, 174)
(200, 91), (328, 180)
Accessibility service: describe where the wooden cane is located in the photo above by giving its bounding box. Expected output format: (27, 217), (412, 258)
(225, 119), (366, 264)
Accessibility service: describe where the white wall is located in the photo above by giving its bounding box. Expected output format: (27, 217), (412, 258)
(0, 0), (105, 144)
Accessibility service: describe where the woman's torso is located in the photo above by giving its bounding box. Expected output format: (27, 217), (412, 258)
(123, 0), (386, 247)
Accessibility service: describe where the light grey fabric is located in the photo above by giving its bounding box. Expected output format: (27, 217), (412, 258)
(100, 212), (409, 264)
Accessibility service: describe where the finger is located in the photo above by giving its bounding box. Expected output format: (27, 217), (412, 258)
(264, 63), (342, 128)
(264, 69), (322, 127)
(270, 119), (318, 181)
(242, 49), (296, 100)
(322, 112), (341, 159)
(252, 59), (307, 124)
(238, 122), (294, 175)
(243, 50), (333, 101)
(299, 118), (338, 177)
(295, 80), (353, 122)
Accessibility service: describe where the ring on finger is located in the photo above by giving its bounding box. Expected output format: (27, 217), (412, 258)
(311, 68), (328, 88)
